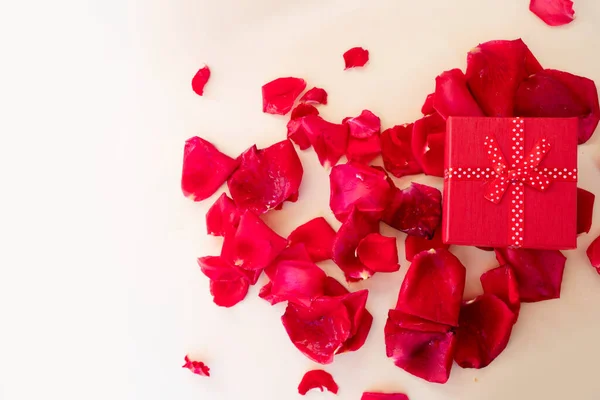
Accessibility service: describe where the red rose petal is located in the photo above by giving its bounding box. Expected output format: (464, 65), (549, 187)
(362, 393), (409, 400)
(577, 187), (595, 234)
(495, 248), (566, 302)
(191, 65), (210, 96)
(205, 193), (240, 237)
(346, 134), (382, 164)
(264, 243), (314, 280)
(480, 265), (521, 316)
(405, 228), (449, 262)
(381, 124), (422, 178)
(530, 0), (575, 26)
(287, 104), (319, 150)
(345, 110), (381, 139)
(421, 93), (435, 115)
(587, 235), (600, 274)
(183, 355), (210, 377)
(209, 278), (250, 307)
(181, 137), (239, 202)
(383, 182), (442, 239)
(434, 69), (484, 119)
(299, 87), (328, 105)
(228, 140), (303, 214)
(197, 256), (252, 307)
(198, 256), (245, 282)
(357, 233), (400, 273)
(411, 112), (446, 177)
(454, 294), (515, 369)
(396, 249), (466, 326)
(288, 217), (336, 262)
(466, 39), (543, 116)
(477, 246), (495, 252)
(515, 69), (600, 144)
(298, 369), (339, 395)
(323, 276), (350, 297)
(343, 47), (369, 69)
(301, 114), (349, 167)
(291, 103), (319, 120)
(262, 77), (307, 115)
(270, 259), (327, 306)
(336, 289), (373, 353)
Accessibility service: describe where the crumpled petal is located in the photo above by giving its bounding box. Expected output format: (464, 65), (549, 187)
(346, 135), (382, 164)
(209, 279), (250, 307)
(383, 182), (442, 239)
(515, 69), (600, 144)
(262, 77), (307, 115)
(357, 233), (400, 273)
(586, 235), (600, 274)
(411, 112), (446, 177)
(287, 104), (319, 150)
(421, 93), (435, 115)
(381, 124), (422, 178)
(197, 256), (252, 307)
(480, 265), (521, 316)
(330, 162), (393, 222)
(530, 0), (575, 26)
(405, 228), (449, 262)
(395, 249), (466, 326)
(182, 355), (210, 377)
(270, 259), (327, 306)
(466, 39), (543, 116)
(345, 110), (381, 138)
(300, 115), (349, 167)
(205, 193), (240, 237)
(228, 140), (303, 214)
(335, 290), (373, 354)
(300, 87), (328, 105)
(454, 294), (515, 369)
(181, 137), (239, 201)
(344, 47), (369, 69)
(191, 65), (210, 96)
(361, 393), (409, 400)
(288, 217), (336, 262)
(434, 69), (484, 119)
(577, 187), (595, 234)
(495, 248), (566, 302)
(298, 369), (339, 395)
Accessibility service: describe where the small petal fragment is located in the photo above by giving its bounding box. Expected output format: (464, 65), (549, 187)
(262, 77), (307, 115)
(383, 183), (442, 239)
(411, 112), (446, 177)
(346, 110), (381, 138)
(182, 355), (210, 377)
(300, 87), (328, 105)
(405, 228), (449, 262)
(206, 193), (240, 236)
(344, 47), (369, 69)
(586, 235), (600, 274)
(298, 369), (339, 395)
(191, 65), (210, 96)
(530, 0), (575, 26)
(288, 217), (336, 262)
(381, 124), (422, 178)
(434, 69), (484, 119)
(361, 393), (409, 400)
(577, 188), (595, 234)
(301, 115), (349, 167)
(480, 265), (521, 316)
(357, 233), (400, 273)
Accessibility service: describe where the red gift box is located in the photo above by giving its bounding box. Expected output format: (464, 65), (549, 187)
(442, 117), (578, 250)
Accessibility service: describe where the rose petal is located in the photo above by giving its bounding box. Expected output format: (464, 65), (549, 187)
(344, 47), (369, 69)
(336, 290), (373, 353)
(495, 248), (566, 302)
(182, 355), (210, 377)
(396, 249), (466, 326)
(411, 112), (446, 177)
(301, 114), (349, 167)
(405, 228), (449, 262)
(181, 137), (239, 202)
(480, 265), (521, 316)
(298, 369), (339, 395)
(587, 235), (600, 274)
(434, 69), (484, 119)
(577, 187), (595, 234)
(421, 93), (435, 115)
(381, 124), (422, 178)
(262, 77), (307, 115)
(191, 65), (210, 96)
(454, 294), (515, 369)
(209, 278), (250, 307)
(477, 246), (495, 252)
(197, 256), (245, 282)
(300, 87), (328, 105)
(529, 0), (575, 26)
(357, 233), (400, 273)
(205, 193), (240, 237)
(228, 140), (303, 214)
(288, 217), (336, 262)
(383, 182), (442, 239)
(361, 393), (409, 400)
(345, 110), (381, 139)
(287, 104), (319, 150)
(265, 243), (314, 280)
(346, 135), (382, 164)
(466, 39), (543, 116)
(270, 259), (327, 306)
(515, 69), (600, 144)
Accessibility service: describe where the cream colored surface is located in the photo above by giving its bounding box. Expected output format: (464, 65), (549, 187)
(2, 0), (600, 399)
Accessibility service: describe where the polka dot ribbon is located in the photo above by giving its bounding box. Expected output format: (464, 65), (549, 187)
(445, 119), (577, 247)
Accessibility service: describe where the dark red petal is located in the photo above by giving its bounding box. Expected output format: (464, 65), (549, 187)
(383, 182), (442, 239)
(205, 193), (240, 237)
(270, 259), (327, 306)
(332, 208), (380, 282)
(228, 140), (303, 214)
(323, 276), (350, 296)
(336, 290), (373, 353)
(396, 249), (466, 326)
(421, 93), (435, 115)
(477, 246), (495, 252)
(480, 265), (521, 316)
(495, 248), (566, 302)
(330, 162), (393, 222)
(262, 77), (307, 115)
(434, 69), (484, 119)
(411, 112), (446, 177)
(381, 124), (422, 178)
(287, 104), (320, 150)
(577, 188), (595, 234)
(181, 137), (239, 202)
(515, 69), (600, 144)
(288, 217), (336, 262)
(586, 235), (600, 274)
(346, 135), (382, 164)
(405, 228), (449, 262)
(454, 294), (515, 369)
(301, 115), (349, 167)
(209, 278), (250, 307)
(357, 233), (400, 273)
(529, 0), (575, 26)
(221, 210), (287, 271)
(291, 103), (319, 120)
(298, 369), (339, 395)
(191, 65), (210, 96)
(466, 39), (543, 116)
(345, 110), (381, 138)
(361, 393), (409, 400)
(344, 47), (369, 69)
(299, 87), (328, 105)
(183, 355), (210, 377)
